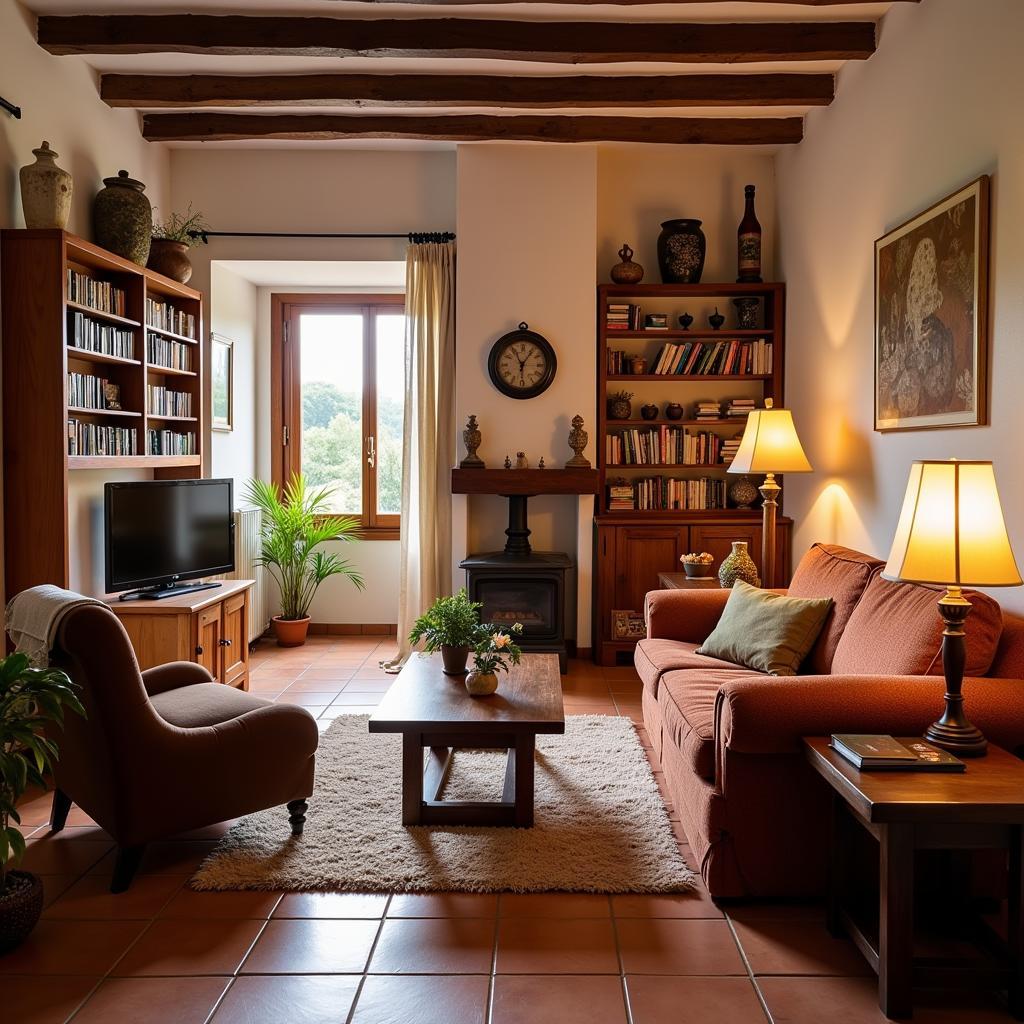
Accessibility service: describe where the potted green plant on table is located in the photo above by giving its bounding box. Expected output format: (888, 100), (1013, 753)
(466, 622), (524, 697)
(409, 590), (483, 675)
(147, 204), (209, 284)
(246, 474), (365, 648)
(1, 653), (84, 952)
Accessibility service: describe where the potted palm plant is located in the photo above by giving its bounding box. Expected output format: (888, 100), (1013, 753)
(408, 589), (483, 675)
(246, 474), (365, 647)
(1, 653), (84, 952)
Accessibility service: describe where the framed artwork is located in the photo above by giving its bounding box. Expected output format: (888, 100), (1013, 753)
(211, 333), (233, 432)
(874, 175), (990, 432)
(612, 610), (646, 640)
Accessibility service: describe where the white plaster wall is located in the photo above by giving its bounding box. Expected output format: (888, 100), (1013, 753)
(776, 0), (1024, 612)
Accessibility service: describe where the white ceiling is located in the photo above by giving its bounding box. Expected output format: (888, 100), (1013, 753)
(216, 259), (406, 286)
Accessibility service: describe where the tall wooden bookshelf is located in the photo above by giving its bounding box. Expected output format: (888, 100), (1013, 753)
(593, 282), (792, 665)
(1, 229), (204, 597)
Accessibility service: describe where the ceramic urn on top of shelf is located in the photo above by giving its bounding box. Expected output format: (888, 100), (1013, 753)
(94, 170), (152, 267)
(19, 142), (72, 230)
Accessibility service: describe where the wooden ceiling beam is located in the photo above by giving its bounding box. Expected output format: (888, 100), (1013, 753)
(102, 72), (835, 110)
(39, 16), (876, 64)
(324, 0), (916, 4)
(141, 113), (804, 145)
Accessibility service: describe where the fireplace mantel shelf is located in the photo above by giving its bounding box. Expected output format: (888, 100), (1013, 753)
(451, 468), (600, 496)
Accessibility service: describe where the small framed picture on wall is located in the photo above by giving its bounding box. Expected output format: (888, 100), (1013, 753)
(874, 175), (990, 432)
(211, 333), (234, 432)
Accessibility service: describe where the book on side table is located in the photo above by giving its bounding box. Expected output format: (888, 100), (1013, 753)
(830, 734), (965, 772)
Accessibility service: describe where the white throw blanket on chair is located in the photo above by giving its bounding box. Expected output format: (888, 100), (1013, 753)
(5, 585), (106, 667)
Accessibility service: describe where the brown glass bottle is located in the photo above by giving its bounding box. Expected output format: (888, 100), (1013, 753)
(737, 184), (762, 283)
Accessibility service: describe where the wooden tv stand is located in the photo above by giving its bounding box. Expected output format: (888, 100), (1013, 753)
(107, 579), (254, 690)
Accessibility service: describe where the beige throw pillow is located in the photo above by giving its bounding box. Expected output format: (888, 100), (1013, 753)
(696, 581), (833, 677)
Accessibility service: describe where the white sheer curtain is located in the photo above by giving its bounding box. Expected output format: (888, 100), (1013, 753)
(381, 241), (456, 671)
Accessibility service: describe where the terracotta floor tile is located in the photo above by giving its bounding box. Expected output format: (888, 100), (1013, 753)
(168, 820), (240, 841)
(71, 976), (230, 1024)
(491, 975), (628, 1024)
(612, 890), (723, 920)
(626, 976), (768, 1024)
(387, 892), (498, 918)
(44, 873), (184, 920)
(317, 706), (347, 719)
(0, 974), (98, 1022)
(273, 891), (389, 919)
(212, 975), (361, 1024)
(240, 918), (379, 974)
(112, 918), (264, 976)
(495, 918), (619, 974)
(332, 691), (384, 705)
(159, 888), (282, 919)
(343, 679), (393, 692)
(37, 874), (82, 908)
(0, 919), (146, 976)
(726, 902), (824, 923)
(352, 974), (490, 1024)
(615, 918), (745, 976)
(298, 668), (361, 680)
(21, 835), (112, 875)
(369, 918), (495, 974)
(498, 893), (611, 918)
(731, 918), (872, 977)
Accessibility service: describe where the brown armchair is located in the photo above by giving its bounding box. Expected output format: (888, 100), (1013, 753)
(48, 603), (318, 892)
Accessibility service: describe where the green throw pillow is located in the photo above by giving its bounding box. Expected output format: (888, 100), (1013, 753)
(696, 580), (833, 677)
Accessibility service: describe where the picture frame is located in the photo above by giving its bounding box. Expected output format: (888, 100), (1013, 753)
(211, 333), (234, 432)
(874, 175), (990, 432)
(612, 609), (646, 640)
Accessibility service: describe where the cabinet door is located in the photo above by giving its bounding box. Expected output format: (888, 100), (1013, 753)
(613, 526), (688, 615)
(690, 523), (763, 583)
(195, 605), (222, 681)
(221, 592), (249, 688)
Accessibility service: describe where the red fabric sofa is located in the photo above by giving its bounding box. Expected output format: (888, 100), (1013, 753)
(637, 543), (1024, 900)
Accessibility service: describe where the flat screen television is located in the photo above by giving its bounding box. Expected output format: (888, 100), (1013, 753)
(105, 478), (235, 600)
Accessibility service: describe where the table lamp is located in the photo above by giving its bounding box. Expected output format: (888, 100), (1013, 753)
(728, 398), (812, 587)
(882, 460), (1022, 756)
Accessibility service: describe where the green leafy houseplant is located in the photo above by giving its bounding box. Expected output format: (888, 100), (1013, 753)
(151, 204), (209, 248)
(466, 623), (524, 696)
(246, 474), (365, 647)
(1, 653), (84, 950)
(409, 590), (483, 675)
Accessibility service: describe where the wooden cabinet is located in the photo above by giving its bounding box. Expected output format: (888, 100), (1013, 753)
(613, 525), (687, 612)
(109, 580), (254, 690)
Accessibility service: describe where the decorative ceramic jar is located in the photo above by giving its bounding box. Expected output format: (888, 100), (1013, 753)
(465, 670), (499, 697)
(0, 871), (44, 953)
(640, 404), (658, 421)
(147, 238), (192, 283)
(728, 476), (759, 510)
(718, 541), (761, 589)
(607, 392), (632, 420)
(93, 170), (152, 266)
(441, 644), (471, 675)
(610, 243), (644, 285)
(678, 313), (694, 331)
(460, 414), (484, 468)
(19, 142), (72, 230)
(657, 219), (706, 284)
(708, 308), (726, 330)
(665, 402), (684, 421)
(628, 356), (647, 376)
(732, 297), (760, 330)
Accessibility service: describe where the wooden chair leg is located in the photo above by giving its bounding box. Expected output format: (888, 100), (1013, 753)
(287, 799), (308, 836)
(49, 788), (72, 833)
(110, 845), (146, 894)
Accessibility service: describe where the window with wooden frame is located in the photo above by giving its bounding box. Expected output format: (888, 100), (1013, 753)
(272, 294), (405, 540)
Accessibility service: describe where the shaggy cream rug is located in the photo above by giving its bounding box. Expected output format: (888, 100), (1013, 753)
(191, 714), (696, 893)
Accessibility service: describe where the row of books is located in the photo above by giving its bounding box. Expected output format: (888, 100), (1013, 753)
(66, 270), (127, 317)
(147, 385), (193, 418)
(67, 372), (117, 411)
(694, 401), (723, 421)
(146, 298), (197, 340)
(652, 340), (773, 376)
(68, 311), (135, 360)
(721, 437), (743, 465)
(147, 335), (193, 372)
(606, 428), (734, 467)
(67, 419), (137, 456)
(726, 398), (756, 417)
(609, 477), (727, 512)
(606, 303), (643, 331)
(146, 429), (197, 456)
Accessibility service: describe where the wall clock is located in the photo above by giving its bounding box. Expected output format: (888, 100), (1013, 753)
(487, 322), (557, 400)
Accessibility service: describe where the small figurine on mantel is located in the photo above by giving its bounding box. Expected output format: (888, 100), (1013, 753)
(460, 413), (485, 468)
(565, 414), (591, 468)
(538, 457), (546, 469)
(515, 452), (529, 470)
(504, 455), (512, 469)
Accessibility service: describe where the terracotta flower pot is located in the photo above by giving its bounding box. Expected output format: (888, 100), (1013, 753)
(440, 644), (470, 675)
(465, 670), (499, 697)
(147, 238), (193, 284)
(0, 871), (44, 954)
(272, 615), (310, 648)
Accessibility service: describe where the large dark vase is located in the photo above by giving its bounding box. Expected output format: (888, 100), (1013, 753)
(147, 238), (193, 284)
(657, 219), (706, 284)
(94, 170), (152, 267)
(0, 871), (44, 953)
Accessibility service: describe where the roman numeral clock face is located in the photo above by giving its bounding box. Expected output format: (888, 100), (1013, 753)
(487, 323), (557, 400)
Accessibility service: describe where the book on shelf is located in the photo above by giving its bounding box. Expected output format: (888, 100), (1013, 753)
(632, 476), (726, 511)
(67, 418), (137, 456)
(66, 270), (126, 317)
(147, 335), (192, 372)
(643, 313), (669, 331)
(145, 297), (197, 340)
(721, 438), (743, 465)
(67, 371), (121, 411)
(146, 429), (197, 456)
(726, 398), (756, 417)
(147, 385), (193, 418)
(607, 483), (635, 511)
(650, 340), (773, 376)
(830, 734), (965, 772)
(606, 427), (731, 467)
(606, 303), (642, 331)
(695, 401), (722, 421)
(68, 311), (135, 360)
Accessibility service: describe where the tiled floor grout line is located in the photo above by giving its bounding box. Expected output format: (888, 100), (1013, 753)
(723, 914), (775, 1024)
(343, 894), (393, 1024)
(485, 896), (502, 1023)
(607, 894), (636, 1024)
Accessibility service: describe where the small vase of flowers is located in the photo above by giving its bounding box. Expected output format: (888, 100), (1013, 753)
(466, 623), (523, 696)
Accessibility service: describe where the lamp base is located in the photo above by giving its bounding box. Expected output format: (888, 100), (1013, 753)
(924, 720), (988, 757)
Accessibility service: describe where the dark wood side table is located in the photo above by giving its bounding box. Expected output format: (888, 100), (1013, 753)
(657, 572), (721, 590)
(805, 737), (1024, 1020)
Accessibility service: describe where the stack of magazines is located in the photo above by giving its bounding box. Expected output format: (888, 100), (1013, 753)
(830, 734), (964, 772)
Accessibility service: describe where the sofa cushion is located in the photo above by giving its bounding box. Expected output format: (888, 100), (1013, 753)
(150, 683), (273, 728)
(787, 543), (883, 674)
(635, 638), (745, 698)
(658, 666), (764, 781)
(831, 573), (1004, 677)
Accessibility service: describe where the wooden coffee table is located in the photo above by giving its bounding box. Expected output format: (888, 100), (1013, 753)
(368, 652), (564, 828)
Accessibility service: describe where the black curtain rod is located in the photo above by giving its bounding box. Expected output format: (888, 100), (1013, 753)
(186, 229), (454, 244)
(0, 96), (22, 119)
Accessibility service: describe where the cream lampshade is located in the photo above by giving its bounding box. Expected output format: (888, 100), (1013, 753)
(883, 460), (1021, 756)
(728, 399), (812, 586)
